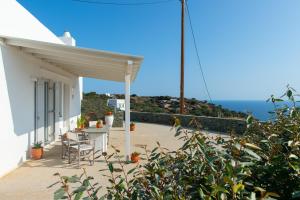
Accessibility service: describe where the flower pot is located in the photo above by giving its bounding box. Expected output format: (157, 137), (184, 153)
(130, 124), (136, 131)
(131, 154), (140, 163)
(106, 111), (113, 116)
(96, 120), (103, 128)
(96, 122), (103, 128)
(105, 114), (114, 128)
(31, 147), (43, 160)
(80, 124), (85, 129)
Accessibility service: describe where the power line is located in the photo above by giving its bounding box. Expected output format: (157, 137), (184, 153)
(185, 1), (213, 102)
(72, 0), (176, 6)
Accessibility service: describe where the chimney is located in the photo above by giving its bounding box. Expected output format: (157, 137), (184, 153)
(59, 31), (76, 46)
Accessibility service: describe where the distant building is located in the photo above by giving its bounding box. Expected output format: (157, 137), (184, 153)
(170, 98), (179, 102)
(107, 99), (125, 111)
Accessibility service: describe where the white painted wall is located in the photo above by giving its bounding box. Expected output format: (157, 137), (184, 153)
(0, 44), (82, 177)
(0, 0), (83, 177)
(0, 0), (62, 44)
(69, 77), (82, 130)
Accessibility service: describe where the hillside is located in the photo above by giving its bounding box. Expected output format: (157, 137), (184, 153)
(130, 95), (247, 118)
(82, 92), (247, 119)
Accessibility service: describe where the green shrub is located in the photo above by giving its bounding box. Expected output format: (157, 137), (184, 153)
(51, 87), (300, 200)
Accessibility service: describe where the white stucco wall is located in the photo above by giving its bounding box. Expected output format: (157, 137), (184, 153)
(0, 44), (82, 177)
(0, 0), (82, 177)
(0, 0), (62, 44)
(69, 77), (83, 130)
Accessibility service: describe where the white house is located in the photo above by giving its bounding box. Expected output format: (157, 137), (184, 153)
(0, 0), (143, 177)
(107, 99), (126, 111)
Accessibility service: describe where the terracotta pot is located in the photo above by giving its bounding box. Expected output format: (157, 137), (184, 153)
(31, 147), (43, 160)
(131, 154), (140, 163)
(80, 124), (85, 129)
(96, 123), (103, 128)
(130, 124), (136, 131)
(106, 111), (113, 116)
(96, 120), (103, 128)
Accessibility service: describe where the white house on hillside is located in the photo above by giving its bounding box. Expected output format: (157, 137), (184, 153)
(107, 99), (126, 111)
(0, 0), (143, 177)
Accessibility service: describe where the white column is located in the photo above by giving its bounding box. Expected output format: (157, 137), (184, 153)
(125, 61), (132, 161)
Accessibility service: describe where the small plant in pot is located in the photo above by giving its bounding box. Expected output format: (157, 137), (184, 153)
(76, 116), (86, 130)
(96, 120), (103, 128)
(105, 109), (114, 128)
(31, 142), (43, 160)
(131, 151), (140, 163)
(105, 111), (113, 116)
(130, 122), (136, 131)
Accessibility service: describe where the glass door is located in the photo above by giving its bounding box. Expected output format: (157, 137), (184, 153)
(34, 80), (56, 144)
(45, 81), (56, 143)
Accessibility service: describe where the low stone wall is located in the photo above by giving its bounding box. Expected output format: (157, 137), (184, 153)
(113, 111), (124, 127)
(131, 112), (246, 134)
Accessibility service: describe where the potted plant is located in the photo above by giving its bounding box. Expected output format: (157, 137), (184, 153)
(31, 142), (43, 160)
(76, 116), (86, 130)
(105, 109), (114, 129)
(131, 152), (140, 163)
(96, 120), (103, 128)
(130, 122), (136, 131)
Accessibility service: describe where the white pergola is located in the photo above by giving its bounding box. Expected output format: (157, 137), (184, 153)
(1, 36), (143, 160)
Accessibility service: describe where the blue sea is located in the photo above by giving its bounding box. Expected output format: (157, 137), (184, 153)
(213, 100), (296, 121)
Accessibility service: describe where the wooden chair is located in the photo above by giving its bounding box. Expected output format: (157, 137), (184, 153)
(65, 132), (95, 168)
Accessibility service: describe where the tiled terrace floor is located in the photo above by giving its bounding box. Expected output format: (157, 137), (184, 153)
(0, 123), (226, 200)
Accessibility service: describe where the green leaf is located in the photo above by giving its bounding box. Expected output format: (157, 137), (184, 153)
(74, 191), (83, 200)
(265, 192), (280, 198)
(246, 115), (254, 124)
(113, 168), (123, 172)
(243, 147), (261, 161)
(223, 176), (233, 185)
(108, 162), (114, 173)
(68, 175), (80, 183)
(292, 191), (300, 198)
(254, 186), (266, 192)
(250, 192), (256, 200)
(233, 183), (244, 193)
(73, 186), (87, 194)
(287, 89), (293, 98)
(212, 185), (228, 195)
(275, 98), (284, 102)
(244, 143), (262, 150)
(54, 188), (65, 200)
(127, 168), (136, 175)
(289, 154), (299, 159)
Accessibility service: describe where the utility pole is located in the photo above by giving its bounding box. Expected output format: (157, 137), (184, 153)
(180, 0), (185, 114)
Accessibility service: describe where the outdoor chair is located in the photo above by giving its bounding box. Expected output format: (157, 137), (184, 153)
(64, 132), (95, 168)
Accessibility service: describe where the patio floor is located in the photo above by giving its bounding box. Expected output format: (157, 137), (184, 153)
(0, 122), (226, 200)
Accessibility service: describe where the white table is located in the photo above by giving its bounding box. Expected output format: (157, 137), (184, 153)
(82, 127), (108, 153)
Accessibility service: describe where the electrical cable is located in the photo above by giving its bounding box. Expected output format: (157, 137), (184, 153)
(185, 1), (213, 102)
(72, 0), (176, 6)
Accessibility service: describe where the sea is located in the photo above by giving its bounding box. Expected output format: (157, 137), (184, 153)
(212, 100), (296, 121)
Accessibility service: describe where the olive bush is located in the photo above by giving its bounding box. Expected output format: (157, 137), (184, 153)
(51, 87), (300, 200)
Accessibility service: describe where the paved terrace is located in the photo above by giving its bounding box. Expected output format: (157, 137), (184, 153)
(0, 123), (227, 200)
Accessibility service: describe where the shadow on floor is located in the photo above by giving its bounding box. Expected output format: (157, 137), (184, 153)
(21, 142), (131, 169)
(22, 143), (103, 169)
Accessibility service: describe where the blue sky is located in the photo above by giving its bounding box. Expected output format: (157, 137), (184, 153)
(19, 0), (300, 100)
